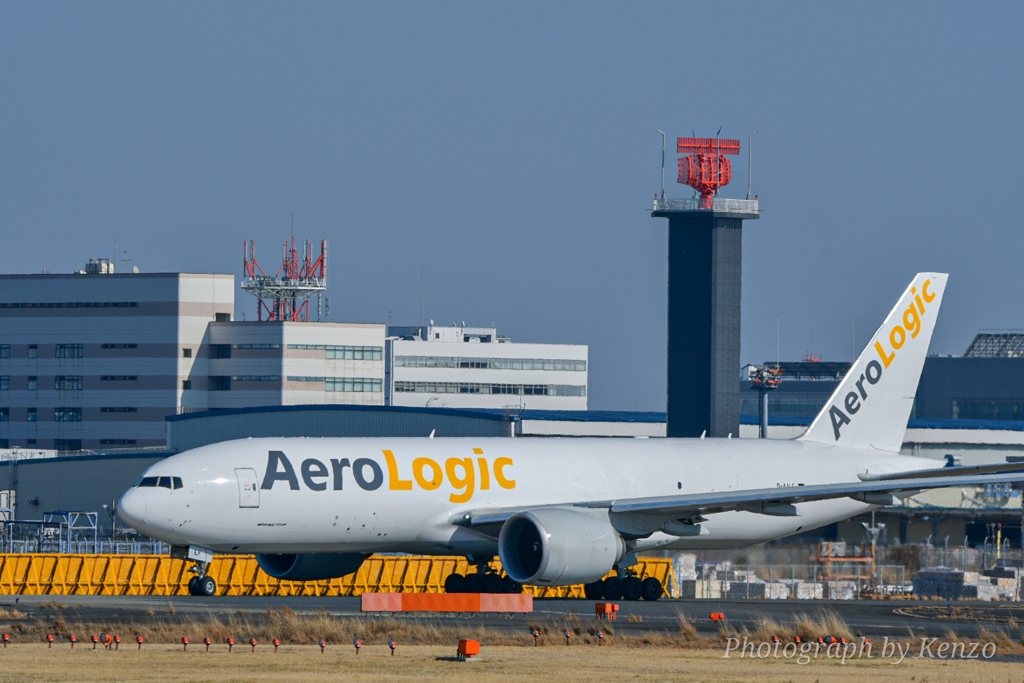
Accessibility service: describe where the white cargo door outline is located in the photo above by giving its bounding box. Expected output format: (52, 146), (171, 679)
(235, 468), (260, 508)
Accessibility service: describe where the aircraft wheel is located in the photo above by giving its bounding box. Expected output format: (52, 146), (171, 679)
(583, 580), (604, 600)
(463, 573), (484, 593)
(199, 575), (217, 597)
(502, 576), (523, 594)
(444, 573), (465, 594)
(622, 576), (643, 601)
(602, 577), (624, 601)
(641, 577), (663, 601)
(187, 576), (200, 596)
(483, 573), (504, 594)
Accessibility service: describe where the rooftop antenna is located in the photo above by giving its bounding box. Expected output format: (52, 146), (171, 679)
(746, 128), (761, 200)
(652, 127), (666, 204)
(420, 267), (424, 327)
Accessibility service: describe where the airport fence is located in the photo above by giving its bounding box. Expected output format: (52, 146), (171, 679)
(0, 554), (674, 598)
(669, 563), (908, 600)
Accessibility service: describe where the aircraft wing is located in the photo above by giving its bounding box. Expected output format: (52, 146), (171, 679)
(857, 461), (1024, 481)
(451, 470), (1024, 530)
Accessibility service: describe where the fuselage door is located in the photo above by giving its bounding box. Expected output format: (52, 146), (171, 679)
(235, 468), (260, 508)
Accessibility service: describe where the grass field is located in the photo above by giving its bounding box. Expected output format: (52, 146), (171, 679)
(0, 644), (1021, 683)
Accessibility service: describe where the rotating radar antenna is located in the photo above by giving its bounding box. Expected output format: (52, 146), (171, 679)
(242, 237), (327, 322)
(677, 136), (741, 208)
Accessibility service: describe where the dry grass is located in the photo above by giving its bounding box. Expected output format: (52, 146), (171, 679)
(37, 600), (68, 610)
(0, 605), (1022, 658)
(0, 608), (26, 619)
(0, 644), (1021, 682)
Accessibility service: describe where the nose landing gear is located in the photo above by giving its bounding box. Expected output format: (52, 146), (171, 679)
(186, 565), (217, 596)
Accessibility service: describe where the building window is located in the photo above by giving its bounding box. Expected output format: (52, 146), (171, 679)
(54, 407), (83, 422)
(215, 312), (231, 322)
(0, 408), (8, 422)
(0, 345), (9, 358)
(232, 343), (281, 349)
(0, 377), (8, 391)
(54, 439), (82, 451)
(230, 375), (281, 381)
(393, 381), (586, 397)
(0, 301), (138, 309)
(100, 439), (137, 445)
(287, 376), (383, 393)
(183, 348), (192, 358)
(55, 344), (84, 358)
(394, 356), (587, 371)
(28, 345), (37, 359)
(27, 377), (37, 391)
(101, 343), (138, 349)
(952, 399), (1024, 421)
(287, 344), (383, 360)
(54, 376), (83, 391)
(212, 345), (232, 359)
(210, 376), (231, 391)
(182, 380), (192, 390)
(101, 375), (138, 381)
(100, 407), (138, 413)
(27, 408), (36, 422)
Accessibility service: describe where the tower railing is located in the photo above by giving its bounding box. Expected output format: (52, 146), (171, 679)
(655, 197), (759, 214)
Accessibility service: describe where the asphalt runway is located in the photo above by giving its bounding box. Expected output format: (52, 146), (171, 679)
(6, 595), (1024, 639)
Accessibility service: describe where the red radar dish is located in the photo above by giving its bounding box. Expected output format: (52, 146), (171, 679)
(676, 137), (740, 208)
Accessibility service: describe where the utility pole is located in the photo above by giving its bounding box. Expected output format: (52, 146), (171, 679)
(747, 128), (761, 200)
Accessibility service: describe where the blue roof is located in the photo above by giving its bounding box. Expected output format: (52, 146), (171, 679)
(167, 404), (668, 424)
(740, 414), (1024, 432)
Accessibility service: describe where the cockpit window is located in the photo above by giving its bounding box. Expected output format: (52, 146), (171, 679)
(137, 477), (158, 487)
(158, 476), (172, 489)
(172, 477), (183, 490)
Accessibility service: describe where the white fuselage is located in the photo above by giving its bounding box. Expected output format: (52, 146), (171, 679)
(117, 436), (932, 556)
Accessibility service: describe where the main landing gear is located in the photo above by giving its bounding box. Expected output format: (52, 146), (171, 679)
(443, 557), (523, 594)
(583, 573), (662, 601)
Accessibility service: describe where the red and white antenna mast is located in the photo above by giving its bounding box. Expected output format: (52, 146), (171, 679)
(242, 237), (327, 322)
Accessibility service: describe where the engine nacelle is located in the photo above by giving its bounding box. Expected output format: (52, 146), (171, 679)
(498, 507), (625, 586)
(255, 553), (368, 581)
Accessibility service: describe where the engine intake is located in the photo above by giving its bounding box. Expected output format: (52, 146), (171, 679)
(498, 507), (625, 586)
(255, 553), (368, 581)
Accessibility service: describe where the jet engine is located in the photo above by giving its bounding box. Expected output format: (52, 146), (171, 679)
(498, 507), (625, 586)
(255, 553), (369, 581)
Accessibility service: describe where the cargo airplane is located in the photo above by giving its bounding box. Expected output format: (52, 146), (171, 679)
(118, 273), (1024, 598)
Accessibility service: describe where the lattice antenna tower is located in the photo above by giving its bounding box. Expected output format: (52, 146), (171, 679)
(242, 237), (327, 322)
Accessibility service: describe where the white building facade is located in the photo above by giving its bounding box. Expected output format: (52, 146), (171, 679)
(204, 321), (385, 410)
(0, 266), (234, 450)
(386, 324), (588, 410)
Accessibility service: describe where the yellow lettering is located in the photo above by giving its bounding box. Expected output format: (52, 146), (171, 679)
(382, 450), (412, 490)
(903, 304), (921, 339)
(922, 279), (935, 303)
(890, 325), (906, 350)
(874, 341), (895, 369)
(413, 457), (442, 490)
(494, 457), (515, 489)
(473, 448), (490, 489)
(446, 458), (475, 503)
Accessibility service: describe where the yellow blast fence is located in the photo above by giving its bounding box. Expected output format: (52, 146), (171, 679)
(0, 554), (673, 598)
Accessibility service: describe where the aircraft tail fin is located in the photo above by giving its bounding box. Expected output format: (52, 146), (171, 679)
(798, 273), (948, 452)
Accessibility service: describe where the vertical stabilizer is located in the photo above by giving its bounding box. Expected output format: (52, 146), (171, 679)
(799, 273), (948, 452)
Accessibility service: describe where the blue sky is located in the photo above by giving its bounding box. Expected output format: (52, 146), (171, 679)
(2, 2), (1022, 410)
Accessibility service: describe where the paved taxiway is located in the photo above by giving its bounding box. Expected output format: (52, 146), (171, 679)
(5, 595), (1023, 639)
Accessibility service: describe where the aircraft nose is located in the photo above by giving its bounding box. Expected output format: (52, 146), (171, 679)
(117, 489), (147, 528)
